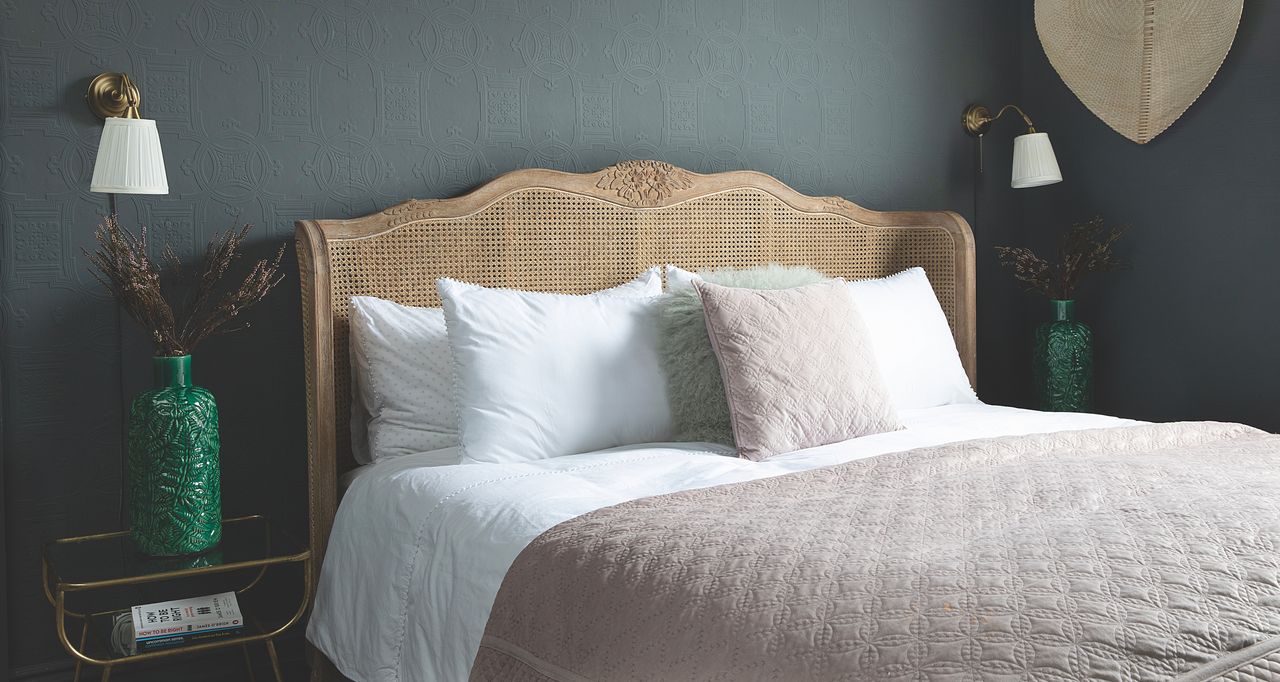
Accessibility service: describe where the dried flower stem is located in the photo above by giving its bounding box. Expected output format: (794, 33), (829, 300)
(995, 216), (1128, 300)
(86, 216), (285, 356)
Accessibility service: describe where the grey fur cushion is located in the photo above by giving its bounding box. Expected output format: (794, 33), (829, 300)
(657, 265), (826, 445)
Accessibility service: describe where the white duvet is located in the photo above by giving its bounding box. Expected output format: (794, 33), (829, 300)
(307, 403), (1136, 682)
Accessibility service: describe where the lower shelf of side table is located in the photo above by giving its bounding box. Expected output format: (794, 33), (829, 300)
(75, 608), (274, 665)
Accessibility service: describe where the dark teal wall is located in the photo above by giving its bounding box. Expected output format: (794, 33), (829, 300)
(1, 1), (1022, 676)
(1012, 3), (1280, 424)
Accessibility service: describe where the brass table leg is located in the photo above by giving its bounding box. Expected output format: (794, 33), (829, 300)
(265, 638), (284, 682)
(242, 643), (259, 682)
(73, 620), (88, 682)
(100, 664), (111, 682)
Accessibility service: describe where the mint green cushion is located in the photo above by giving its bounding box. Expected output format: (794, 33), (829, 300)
(657, 265), (826, 445)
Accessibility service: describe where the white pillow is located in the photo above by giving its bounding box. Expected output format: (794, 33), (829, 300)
(348, 268), (662, 463)
(664, 265), (976, 411)
(438, 273), (671, 464)
(846, 267), (977, 409)
(348, 297), (459, 464)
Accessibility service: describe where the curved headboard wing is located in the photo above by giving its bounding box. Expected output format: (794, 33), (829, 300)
(294, 160), (975, 599)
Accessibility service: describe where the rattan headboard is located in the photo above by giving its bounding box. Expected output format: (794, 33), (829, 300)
(294, 160), (975, 595)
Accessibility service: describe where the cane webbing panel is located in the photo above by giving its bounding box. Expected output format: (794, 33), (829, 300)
(319, 186), (958, 475)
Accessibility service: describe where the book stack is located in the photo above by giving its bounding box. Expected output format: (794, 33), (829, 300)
(120, 591), (245, 654)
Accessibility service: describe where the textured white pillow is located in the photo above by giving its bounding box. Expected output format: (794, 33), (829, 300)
(846, 267), (977, 409)
(349, 297), (457, 464)
(438, 273), (670, 464)
(348, 268), (662, 463)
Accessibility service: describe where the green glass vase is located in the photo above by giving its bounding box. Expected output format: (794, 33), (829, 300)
(1033, 299), (1093, 412)
(127, 355), (222, 556)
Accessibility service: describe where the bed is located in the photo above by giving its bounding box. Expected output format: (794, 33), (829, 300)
(296, 162), (1280, 681)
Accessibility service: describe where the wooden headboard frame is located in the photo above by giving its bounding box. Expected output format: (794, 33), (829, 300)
(294, 161), (974, 658)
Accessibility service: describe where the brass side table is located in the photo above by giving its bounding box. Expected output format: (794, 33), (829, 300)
(42, 515), (312, 682)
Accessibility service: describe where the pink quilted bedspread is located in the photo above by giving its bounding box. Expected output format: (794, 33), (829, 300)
(472, 423), (1280, 681)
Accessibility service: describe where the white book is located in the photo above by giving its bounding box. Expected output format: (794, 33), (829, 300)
(130, 591), (243, 641)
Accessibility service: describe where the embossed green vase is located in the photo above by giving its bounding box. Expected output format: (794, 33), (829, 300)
(1033, 299), (1093, 412)
(127, 355), (222, 556)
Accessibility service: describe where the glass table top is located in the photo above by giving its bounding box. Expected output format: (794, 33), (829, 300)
(45, 515), (308, 588)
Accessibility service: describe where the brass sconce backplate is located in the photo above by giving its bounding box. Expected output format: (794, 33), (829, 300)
(86, 72), (141, 119)
(962, 104), (993, 137)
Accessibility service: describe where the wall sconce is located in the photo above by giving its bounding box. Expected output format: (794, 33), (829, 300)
(86, 72), (169, 212)
(963, 104), (1062, 189)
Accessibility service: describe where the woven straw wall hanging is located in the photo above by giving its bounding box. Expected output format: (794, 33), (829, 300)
(1035, 0), (1244, 144)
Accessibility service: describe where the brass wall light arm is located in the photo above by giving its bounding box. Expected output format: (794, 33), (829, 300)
(992, 104), (1037, 133)
(962, 103), (1038, 137)
(118, 73), (141, 119)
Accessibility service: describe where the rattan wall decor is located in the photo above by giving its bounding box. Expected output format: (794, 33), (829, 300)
(1036, 0), (1244, 144)
(294, 162), (975, 680)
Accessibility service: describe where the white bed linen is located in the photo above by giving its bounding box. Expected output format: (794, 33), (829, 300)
(308, 403), (1137, 682)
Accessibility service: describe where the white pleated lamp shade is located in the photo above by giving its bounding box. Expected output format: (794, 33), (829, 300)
(1010, 132), (1062, 189)
(90, 117), (169, 194)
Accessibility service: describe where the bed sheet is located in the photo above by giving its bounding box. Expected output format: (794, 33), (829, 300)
(308, 403), (1136, 682)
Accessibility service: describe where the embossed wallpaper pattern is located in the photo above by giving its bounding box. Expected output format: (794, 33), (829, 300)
(0, 0), (1022, 674)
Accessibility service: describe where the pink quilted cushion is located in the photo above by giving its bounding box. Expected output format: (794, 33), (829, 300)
(695, 278), (902, 460)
